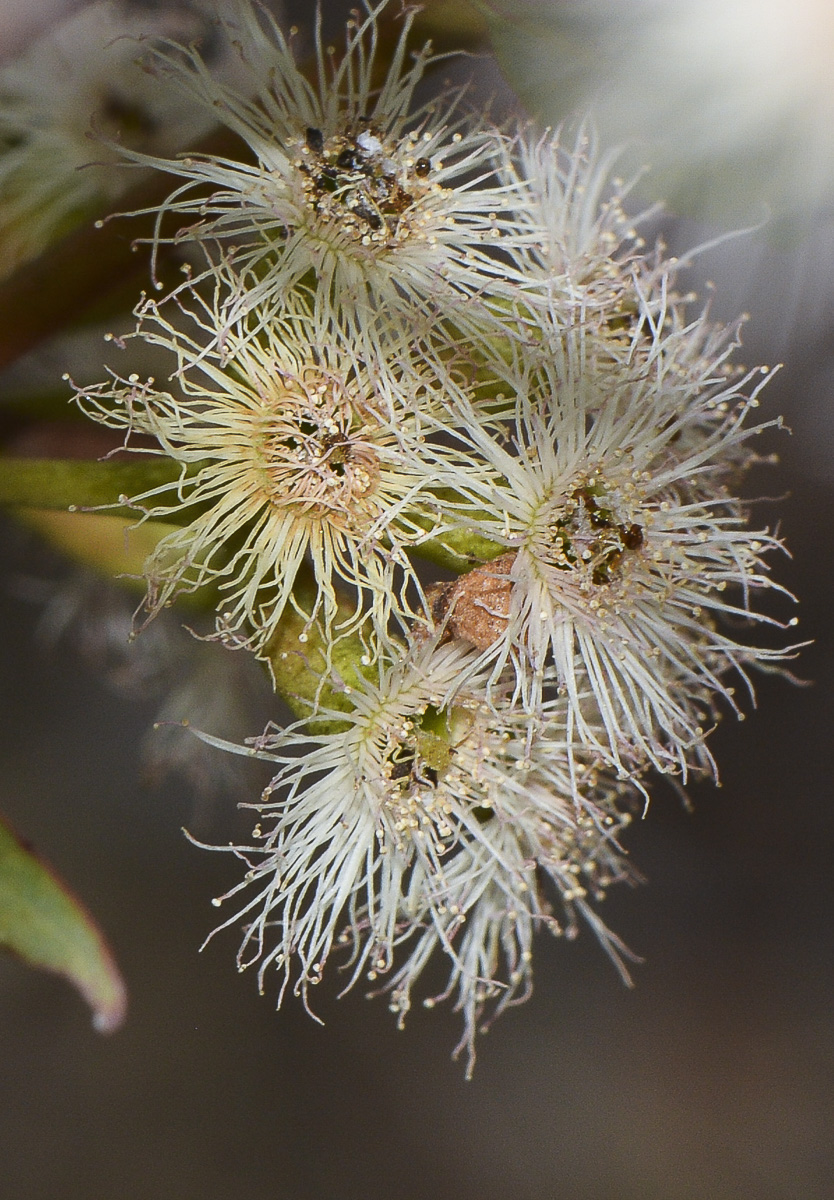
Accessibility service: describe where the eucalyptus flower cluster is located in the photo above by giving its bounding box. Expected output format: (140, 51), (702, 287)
(69, 0), (797, 1068)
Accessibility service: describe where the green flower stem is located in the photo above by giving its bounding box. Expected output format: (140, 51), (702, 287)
(0, 457), (506, 564)
(0, 456), (183, 513)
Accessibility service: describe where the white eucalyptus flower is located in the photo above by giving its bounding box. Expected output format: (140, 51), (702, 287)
(494, 125), (661, 335)
(118, 0), (527, 351)
(428, 315), (798, 776)
(191, 637), (637, 1065)
(71, 296), (474, 656)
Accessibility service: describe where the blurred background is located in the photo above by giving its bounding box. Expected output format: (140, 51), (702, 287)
(0, 2), (832, 1197)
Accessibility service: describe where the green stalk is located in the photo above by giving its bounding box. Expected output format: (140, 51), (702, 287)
(0, 457), (183, 513)
(0, 458), (506, 564)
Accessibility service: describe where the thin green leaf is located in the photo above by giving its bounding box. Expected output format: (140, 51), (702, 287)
(16, 509), (181, 587)
(0, 815), (127, 1032)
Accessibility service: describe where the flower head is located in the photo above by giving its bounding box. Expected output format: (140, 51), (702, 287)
(496, 126), (660, 333)
(428, 311), (798, 776)
(120, 0), (526, 351)
(71, 295), (468, 655)
(193, 637), (637, 1068)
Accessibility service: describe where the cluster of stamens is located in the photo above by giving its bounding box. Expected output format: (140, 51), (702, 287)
(374, 699), (509, 857)
(294, 121), (433, 247)
(548, 482), (644, 586)
(260, 371), (380, 518)
(377, 715), (457, 854)
(539, 809), (632, 903)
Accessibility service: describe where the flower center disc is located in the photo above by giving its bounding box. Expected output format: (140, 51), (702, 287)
(261, 375), (381, 517)
(296, 123), (432, 247)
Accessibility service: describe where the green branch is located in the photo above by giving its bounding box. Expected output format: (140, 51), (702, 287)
(0, 457), (507, 565)
(0, 457), (183, 514)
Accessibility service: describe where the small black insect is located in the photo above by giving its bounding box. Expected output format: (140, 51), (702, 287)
(390, 757), (412, 781)
(360, 209), (383, 231)
(621, 524), (644, 551)
(414, 157), (431, 177)
(305, 126), (324, 153)
(336, 147), (360, 170)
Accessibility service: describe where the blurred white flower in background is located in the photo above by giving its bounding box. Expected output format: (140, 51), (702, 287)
(487, 0), (834, 221)
(481, 0), (834, 483)
(0, 0), (237, 277)
(0, 0), (88, 64)
(21, 565), (272, 812)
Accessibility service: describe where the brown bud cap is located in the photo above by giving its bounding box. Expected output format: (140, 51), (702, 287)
(426, 553), (515, 651)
